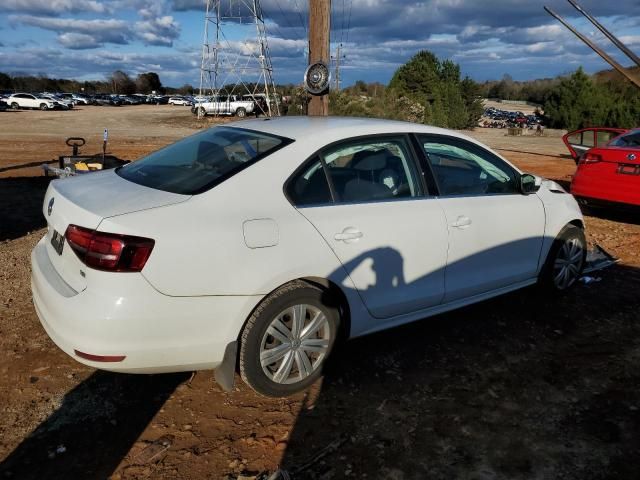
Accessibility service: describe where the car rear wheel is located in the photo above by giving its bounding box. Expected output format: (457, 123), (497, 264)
(540, 224), (586, 292)
(236, 107), (246, 118)
(240, 281), (339, 397)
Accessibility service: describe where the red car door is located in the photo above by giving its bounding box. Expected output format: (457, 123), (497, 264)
(563, 127), (627, 163)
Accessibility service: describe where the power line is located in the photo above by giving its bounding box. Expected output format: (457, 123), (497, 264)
(345, 0), (353, 44)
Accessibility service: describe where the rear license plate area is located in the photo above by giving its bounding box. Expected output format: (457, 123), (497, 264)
(51, 229), (65, 255)
(617, 164), (640, 176)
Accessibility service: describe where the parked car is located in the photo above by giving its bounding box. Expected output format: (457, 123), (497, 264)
(41, 94), (73, 109)
(193, 94), (254, 117)
(71, 94), (90, 105)
(571, 128), (640, 208)
(563, 127), (628, 164)
(31, 117), (586, 397)
(93, 95), (121, 106)
(7, 93), (62, 110)
(168, 96), (193, 106)
(152, 95), (170, 105)
(132, 94), (152, 104)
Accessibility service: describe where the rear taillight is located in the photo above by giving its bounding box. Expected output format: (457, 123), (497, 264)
(579, 153), (602, 164)
(64, 225), (154, 272)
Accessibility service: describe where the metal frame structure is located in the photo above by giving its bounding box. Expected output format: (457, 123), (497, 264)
(198, 0), (280, 116)
(545, 0), (640, 90)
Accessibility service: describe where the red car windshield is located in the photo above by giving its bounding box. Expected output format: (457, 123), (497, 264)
(609, 130), (640, 149)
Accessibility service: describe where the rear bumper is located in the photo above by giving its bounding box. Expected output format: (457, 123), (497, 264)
(31, 236), (262, 373)
(571, 170), (640, 207)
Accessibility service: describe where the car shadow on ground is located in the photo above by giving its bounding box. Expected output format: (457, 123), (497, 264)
(273, 262), (640, 480)
(0, 176), (51, 241)
(0, 371), (190, 480)
(580, 205), (640, 227)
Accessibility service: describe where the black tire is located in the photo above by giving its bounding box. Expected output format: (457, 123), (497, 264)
(240, 281), (340, 397)
(235, 107), (246, 118)
(539, 224), (586, 292)
(40, 103), (48, 110)
(11, 102), (19, 110)
(197, 107), (207, 117)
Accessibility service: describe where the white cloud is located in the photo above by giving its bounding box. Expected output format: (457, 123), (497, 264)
(9, 15), (132, 48)
(135, 0), (180, 46)
(0, 0), (109, 15)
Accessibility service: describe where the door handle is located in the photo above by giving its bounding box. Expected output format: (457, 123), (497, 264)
(451, 216), (472, 229)
(334, 227), (363, 243)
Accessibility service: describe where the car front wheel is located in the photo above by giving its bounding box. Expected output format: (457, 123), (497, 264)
(11, 102), (19, 110)
(540, 224), (586, 292)
(40, 103), (48, 110)
(240, 281), (339, 397)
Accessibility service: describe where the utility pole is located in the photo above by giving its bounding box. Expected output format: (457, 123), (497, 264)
(333, 43), (342, 91)
(308, 0), (330, 116)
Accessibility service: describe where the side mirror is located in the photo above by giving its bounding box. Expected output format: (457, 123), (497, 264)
(520, 173), (540, 194)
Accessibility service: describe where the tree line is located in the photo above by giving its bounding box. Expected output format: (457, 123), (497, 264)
(2, 55), (638, 130)
(481, 67), (640, 130)
(0, 70), (195, 96)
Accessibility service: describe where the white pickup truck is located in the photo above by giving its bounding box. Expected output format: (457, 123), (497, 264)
(192, 95), (255, 117)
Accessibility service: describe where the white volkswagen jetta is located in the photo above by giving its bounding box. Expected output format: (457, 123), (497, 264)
(31, 117), (586, 397)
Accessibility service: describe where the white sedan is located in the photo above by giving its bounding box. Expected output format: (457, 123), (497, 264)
(31, 117), (586, 397)
(168, 96), (193, 106)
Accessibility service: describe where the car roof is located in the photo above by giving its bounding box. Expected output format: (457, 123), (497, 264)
(229, 116), (471, 142)
(225, 116), (523, 174)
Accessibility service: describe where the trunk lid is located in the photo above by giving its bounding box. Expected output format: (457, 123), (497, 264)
(602, 147), (640, 166)
(42, 170), (190, 291)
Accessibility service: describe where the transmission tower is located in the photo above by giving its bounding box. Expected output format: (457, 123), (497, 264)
(198, 0), (280, 116)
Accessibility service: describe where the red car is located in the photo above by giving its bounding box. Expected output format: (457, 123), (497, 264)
(570, 128), (640, 208)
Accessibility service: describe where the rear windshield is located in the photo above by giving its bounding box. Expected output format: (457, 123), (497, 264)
(116, 127), (291, 195)
(609, 130), (640, 149)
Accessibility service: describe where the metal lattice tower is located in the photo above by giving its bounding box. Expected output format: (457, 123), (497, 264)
(198, 0), (280, 116)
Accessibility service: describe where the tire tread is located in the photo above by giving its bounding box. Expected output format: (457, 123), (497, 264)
(239, 280), (321, 393)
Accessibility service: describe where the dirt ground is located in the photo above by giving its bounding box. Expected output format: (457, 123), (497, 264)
(1, 106), (639, 480)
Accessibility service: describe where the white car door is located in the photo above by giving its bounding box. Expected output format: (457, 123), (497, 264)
(25, 94), (37, 108)
(288, 135), (449, 319)
(416, 135), (546, 303)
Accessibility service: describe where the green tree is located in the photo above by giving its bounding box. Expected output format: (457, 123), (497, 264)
(136, 72), (163, 93)
(543, 68), (610, 130)
(388, 50), (482, 128)
(0, 72), (13, 90)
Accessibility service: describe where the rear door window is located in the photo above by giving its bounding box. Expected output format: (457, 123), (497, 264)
(117, 127), (291, 194)
(320, 136), (424, 203)
(597, 131), (619, 146)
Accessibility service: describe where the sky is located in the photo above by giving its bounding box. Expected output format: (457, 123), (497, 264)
(0, 0), (639, 88)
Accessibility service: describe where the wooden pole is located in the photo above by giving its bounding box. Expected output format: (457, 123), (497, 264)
(308, 0), (330, 116)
